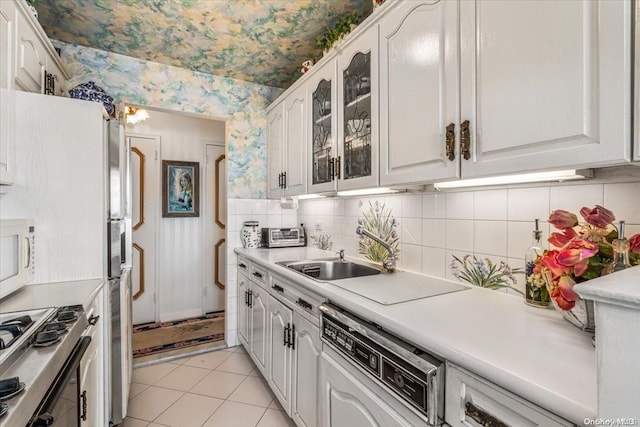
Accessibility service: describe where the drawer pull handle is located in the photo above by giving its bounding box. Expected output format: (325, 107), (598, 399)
(88, 315), (100, 326)
(80, 390), (87, 421)
(460, 120), (471, 160)
(239, 262), (247, 269)
(445, 123), (455, 161)
(297, 298), (312, 310)
(464, 401), (508, 427)
(253, 271), (263, 279)
(272, 284), (284, 293)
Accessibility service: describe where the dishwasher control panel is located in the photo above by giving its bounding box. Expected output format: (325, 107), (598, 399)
(321, 314), (431, 419)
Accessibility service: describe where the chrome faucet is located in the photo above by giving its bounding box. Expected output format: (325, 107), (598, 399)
(336, 249), (345, 262)
(355, 226), (396, 272)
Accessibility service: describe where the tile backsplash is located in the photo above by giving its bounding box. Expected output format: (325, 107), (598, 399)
(297, 181), (640, 293)
(225, 198), (300, 346)
(224, 179), (640, 345)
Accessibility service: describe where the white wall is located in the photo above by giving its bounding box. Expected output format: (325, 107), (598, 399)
(126, 109), (225, 322)
(298, 174), (640, 294)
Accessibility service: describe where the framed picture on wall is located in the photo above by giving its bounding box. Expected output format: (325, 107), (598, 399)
(162, 160), (200, 217)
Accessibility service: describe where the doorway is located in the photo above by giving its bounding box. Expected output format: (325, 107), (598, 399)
(125, 106), (227, 360)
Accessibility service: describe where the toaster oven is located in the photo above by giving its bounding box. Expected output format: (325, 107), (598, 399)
(261, 227), (306, 248)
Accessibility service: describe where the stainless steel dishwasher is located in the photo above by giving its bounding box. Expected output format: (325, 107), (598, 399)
(319, 302), (444, 426)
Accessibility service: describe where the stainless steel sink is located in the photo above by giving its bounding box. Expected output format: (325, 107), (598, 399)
(277, 258), (381, 281)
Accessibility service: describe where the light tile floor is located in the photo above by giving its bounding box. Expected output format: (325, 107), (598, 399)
(123, 346), (295, 427)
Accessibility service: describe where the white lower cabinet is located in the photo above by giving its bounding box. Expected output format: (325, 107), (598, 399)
(237, 261), (269, 378)
(249, 283), (269, 377)
(238, 260), (322, 427)
(319, 348), (422, 427)
(445, 363), (572, 427)
(237, 270), (250, 347)
(268, 295), (293, 411)
(80, 288), (104, 427)
(291, 312), (321, 427)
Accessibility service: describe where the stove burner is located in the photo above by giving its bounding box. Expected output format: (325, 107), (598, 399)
(1, 315), (33, 327)
(55, 311), (78, 323)
(44, 321), (68, 335)
(34, 330), (60, 347)
(0, 377), (25, 401)
(0, 315), (35, 350)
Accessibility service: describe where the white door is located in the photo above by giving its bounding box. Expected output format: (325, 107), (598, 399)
(319, 351), (415, 427)
(284, 84), (307, 196)
(267, 105), (285, 199)
(129, 134), (159, 325)
(268, 295), (293, 412)
(307, 61), (338, 194)
(336, 25), (380, 191)
(237, 271), (250, 348)
(460, 0), (631, 178)
(250, 283), (269, 376)
(379, 0), (460, 186)
(292, 312), (321, 427)
(204, 143), (226, 313)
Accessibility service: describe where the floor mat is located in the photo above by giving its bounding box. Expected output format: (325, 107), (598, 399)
(133, 311), (225, 358)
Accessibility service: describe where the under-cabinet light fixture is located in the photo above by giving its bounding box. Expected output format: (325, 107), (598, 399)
(296, 193), (326, 200)
(336, 187), (402, 197)
(433, 169), (593, 190)
(125, 106), (150, 124)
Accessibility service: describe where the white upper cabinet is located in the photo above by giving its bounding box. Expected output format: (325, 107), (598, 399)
(0, 1), (14, 90)
(307, 60), (339, 194)
(379, 0), (460, 186)
(267, 85), (307, 198)
(337, 25), (379, 191)
(459, 0), (631, 178)
(15, 8), (45, 93)
(0, 1), (69, 95)
(634, 0), (640, 162)
(284, 84), (307, 196)
(267, 104), (285, 199)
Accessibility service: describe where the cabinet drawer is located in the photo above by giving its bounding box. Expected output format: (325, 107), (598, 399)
(237, 256), (250, 274)
(250, 263), (267, 285)
(15, 9), (45, 93)
(445, 363), (572, 427)
(270, 273), (322, 321)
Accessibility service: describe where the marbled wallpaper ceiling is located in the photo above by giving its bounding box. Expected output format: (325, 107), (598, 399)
(36, 0), (373, 88)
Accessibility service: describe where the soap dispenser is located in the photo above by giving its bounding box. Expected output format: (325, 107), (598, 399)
(525, 219), (550, 307)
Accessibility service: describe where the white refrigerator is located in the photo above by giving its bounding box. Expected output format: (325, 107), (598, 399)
(0, 89), (132, 425)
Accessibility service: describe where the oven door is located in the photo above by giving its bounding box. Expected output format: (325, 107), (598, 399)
(27, 337), (91, 427)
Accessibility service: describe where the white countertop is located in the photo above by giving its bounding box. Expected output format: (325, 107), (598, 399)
(236, 247), (597, 424)
(577, 265), (640, 309)
(0, 278), (105, 312)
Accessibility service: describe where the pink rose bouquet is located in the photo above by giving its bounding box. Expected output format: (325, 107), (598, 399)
(534, 205), (640, 310)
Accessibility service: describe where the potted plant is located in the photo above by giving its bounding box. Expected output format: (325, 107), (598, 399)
(316, 13), (362, 55)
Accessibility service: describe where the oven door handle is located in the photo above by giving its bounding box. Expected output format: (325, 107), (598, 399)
(32, 336), (92, 423)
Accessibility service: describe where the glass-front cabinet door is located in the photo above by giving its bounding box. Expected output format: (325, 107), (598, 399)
(337, 25), (378, 191)
(307, 59), (338, 194)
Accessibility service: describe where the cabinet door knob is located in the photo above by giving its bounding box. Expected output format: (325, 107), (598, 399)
(445, 123), (456, 161)
(460, 120), (471, 160)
